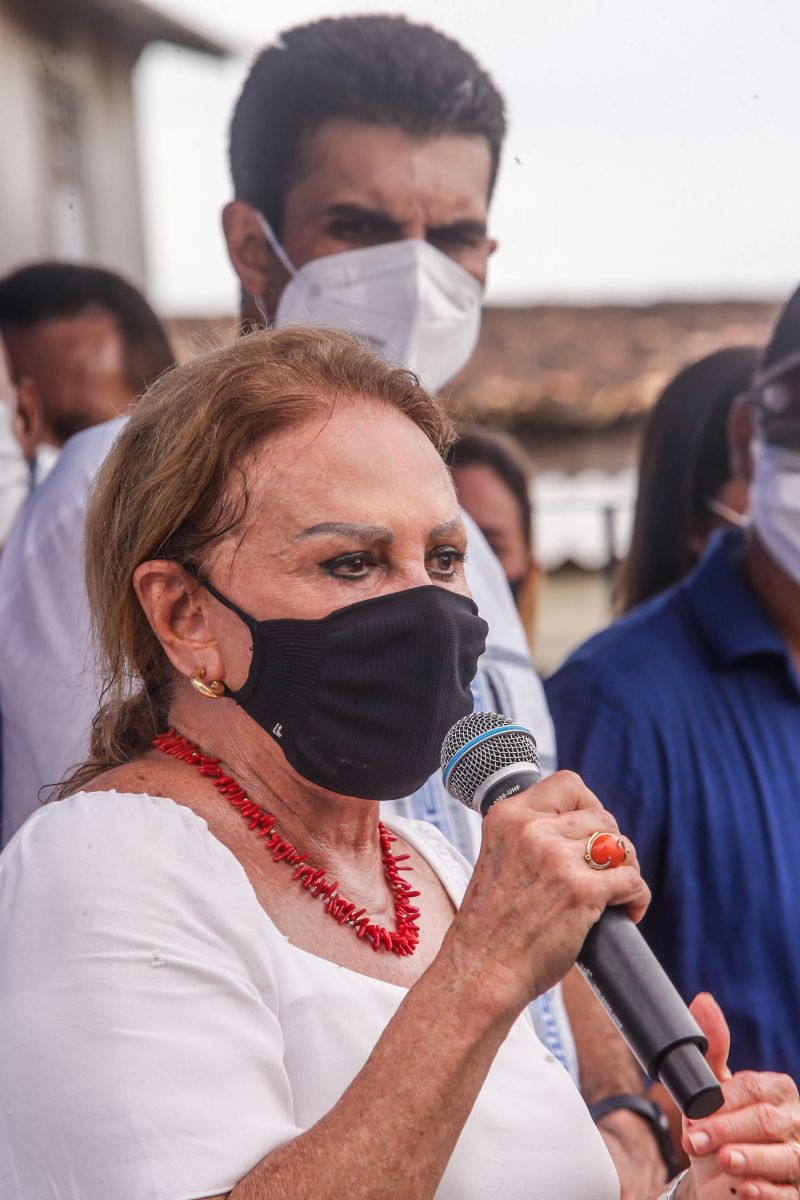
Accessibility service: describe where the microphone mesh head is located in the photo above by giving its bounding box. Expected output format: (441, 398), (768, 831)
(441, 711), (539, 809)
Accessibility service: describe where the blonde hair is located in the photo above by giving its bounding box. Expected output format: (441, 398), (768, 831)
(64, 327), (453, 795)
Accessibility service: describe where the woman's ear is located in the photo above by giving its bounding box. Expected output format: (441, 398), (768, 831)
(133, 561), (226, 684)
(728, 397), (755, 484)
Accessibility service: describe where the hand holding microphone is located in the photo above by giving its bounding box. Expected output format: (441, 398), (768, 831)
(441, 712), (724, 1120)
(437, 715), (650, 1040)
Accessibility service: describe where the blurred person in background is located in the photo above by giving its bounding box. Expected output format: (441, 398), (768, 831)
(449, 423), (539, 644)
(0, 16), (672, 1193)
(0, 262), (173, 836)
(546, 285), (800, 1087)
(222, 15), (557, 864)
(617, 347), (758, 613)
(0, 261), (174, 486)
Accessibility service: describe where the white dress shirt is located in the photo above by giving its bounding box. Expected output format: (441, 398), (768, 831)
(0, 418), (125, 842)
(0, 400), (28, 548)
(0, 790), (619, 1200)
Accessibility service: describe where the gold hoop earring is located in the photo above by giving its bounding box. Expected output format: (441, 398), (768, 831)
(190, 667), (225, 699)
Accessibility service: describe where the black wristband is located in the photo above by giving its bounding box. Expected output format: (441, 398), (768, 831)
(589, 1093), (683, 1179)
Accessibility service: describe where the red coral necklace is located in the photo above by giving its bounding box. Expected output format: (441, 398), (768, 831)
(153, 729), (421, 957)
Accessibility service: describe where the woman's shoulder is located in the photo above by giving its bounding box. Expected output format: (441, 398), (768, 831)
(0, 789), (252, 914)
(6, 787), (202, 850)
(0, 788), (280, 989)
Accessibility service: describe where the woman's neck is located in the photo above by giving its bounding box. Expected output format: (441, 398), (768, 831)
(166, 687), (385, 871)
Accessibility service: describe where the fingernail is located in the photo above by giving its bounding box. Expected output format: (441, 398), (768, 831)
(687, 1129), (711, 1154)
(729, 1149), (745, 1169)
(745, 1187), (761, 1198)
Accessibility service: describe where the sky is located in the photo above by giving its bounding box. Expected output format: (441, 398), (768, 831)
(134, 0), (800, 316)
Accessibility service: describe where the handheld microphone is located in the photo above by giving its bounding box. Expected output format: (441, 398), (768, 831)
(441, 711), (724, 1119)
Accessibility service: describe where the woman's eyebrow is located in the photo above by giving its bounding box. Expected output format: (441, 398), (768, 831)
(293, 522), (394, 543)
(428, 517), (466, 541)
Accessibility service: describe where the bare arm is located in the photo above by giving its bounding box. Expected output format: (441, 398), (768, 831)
(228, 942), (516, 1200)
(563, 966), (646, 1105)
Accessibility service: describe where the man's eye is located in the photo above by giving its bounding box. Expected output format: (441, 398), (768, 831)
(429, 230), (484, 251)
(428, 547), (467, 577)
(329, 220), (386, 242)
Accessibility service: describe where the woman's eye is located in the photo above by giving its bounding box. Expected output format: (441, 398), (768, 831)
(321, 552), (374, 579)
(428, 547), (466, 577)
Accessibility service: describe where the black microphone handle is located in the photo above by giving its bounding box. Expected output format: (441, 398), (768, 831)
(578, 911), (722, 1118)
(479, 769), (723, 1118)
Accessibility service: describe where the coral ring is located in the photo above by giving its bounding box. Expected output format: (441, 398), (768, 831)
(585, 831), (628, 870)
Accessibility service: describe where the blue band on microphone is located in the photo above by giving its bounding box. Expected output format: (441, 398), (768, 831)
(442, 724), (531, 789)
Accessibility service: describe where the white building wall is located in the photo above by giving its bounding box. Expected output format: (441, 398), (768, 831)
(0, 9), (51, 275)
(0, 6), (147, 289)
(67, 28), (148, 289)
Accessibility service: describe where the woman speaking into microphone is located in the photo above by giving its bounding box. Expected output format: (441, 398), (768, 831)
(0, 329), (798, 1200)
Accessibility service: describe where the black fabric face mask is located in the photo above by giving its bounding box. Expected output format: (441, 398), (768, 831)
(200, 581), (488, 801)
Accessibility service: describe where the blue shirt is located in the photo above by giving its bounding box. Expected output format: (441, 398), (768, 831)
(545, 530), (800, 1081)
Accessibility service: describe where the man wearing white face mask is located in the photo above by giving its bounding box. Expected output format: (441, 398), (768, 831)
(222, 21), (551, 859)
(547, 284), (800, 1087)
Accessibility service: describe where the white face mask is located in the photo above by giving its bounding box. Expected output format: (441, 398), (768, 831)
(750, 438), (800, 584)
(255, 214), (483, 391)
(706, 496), (750, 529)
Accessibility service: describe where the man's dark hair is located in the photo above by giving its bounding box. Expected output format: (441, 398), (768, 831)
(449, 424), (533, 545)
(0, 261), (174, 394)
(230, 15), (506, 233)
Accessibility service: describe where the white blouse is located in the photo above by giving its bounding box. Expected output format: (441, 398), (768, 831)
(0, 792), (619, 1200)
